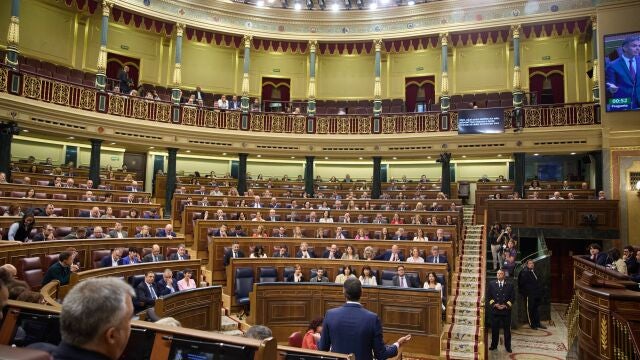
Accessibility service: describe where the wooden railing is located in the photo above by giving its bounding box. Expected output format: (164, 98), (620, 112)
(0, 66), (599, 135)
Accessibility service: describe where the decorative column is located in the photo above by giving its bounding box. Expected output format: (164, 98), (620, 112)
(4, 0), (21, 68)
(164, 148), (178, 218)
(241, 34), (252, 112)
(95, 0), (112, 90)
(237, 153), (248, 196)
(439, 33), (450, 112)
(373, 39), (383, 117)
(89, 139), (103, 188)
(591, 16), (599, 103)
(304, 156), (315, 196)
(372, 156), (382, 199)
(514, 152), (525, 197)
(511, 24), (523, 107)
(440, 153), (451, 198)
(307, 40), (318, 116)
(0, 123), (18, 182)
(171, 23), (185, 104)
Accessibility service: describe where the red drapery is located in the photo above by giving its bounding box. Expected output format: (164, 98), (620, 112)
(261, 77), (291, 111)
(404, 76), (435, 112)
(106, 53), (140, 88)
(529, 65), (564, 104)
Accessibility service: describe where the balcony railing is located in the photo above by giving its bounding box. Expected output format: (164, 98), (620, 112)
(0, 66), (600, 135)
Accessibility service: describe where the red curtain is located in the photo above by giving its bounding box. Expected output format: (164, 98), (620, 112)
(405, 76), (435, 111)
(106, 53), (140, 87)
(528, 65), (564, 104)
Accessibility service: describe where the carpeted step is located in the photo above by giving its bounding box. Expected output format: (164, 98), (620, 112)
(221, 315), (239, 331)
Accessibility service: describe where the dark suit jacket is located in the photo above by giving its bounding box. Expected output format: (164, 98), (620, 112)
(99, 255), (118, 268)
(142, 254), (166, 263)
(118, 69), (131, 94)
(625, 256), (639, 275)
(286, 273), (305, 282)
(374, 251), (404, 261)
(157, 230), (177, 237)
(425, 255), (448, 264)
(223, 249), (245, 266)
(168, 253), (191, 261)
(517, 269), (542, 298)
(229, 100), (241, 109)
(392, 275), (419, 288)
(392, 235), (407, 240)
(589, 252), (609, 266)
(156, 279), (179, 296)
(606, 56), (640, 108)
(135, 281), (158, 310)
(318, 303), (397, 360)
(310, 276), (329, 283)
(295, 250), (316, 258)
(487, 280), (515, 316)
(42, 261), (71, 286)
(322, 250), (342, 259)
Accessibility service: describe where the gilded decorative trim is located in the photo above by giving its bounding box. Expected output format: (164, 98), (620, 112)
(243, 34), (252, 48)
(309, 40), (317, 53)
(176, 23), (185, 37)
(440, 32), (448, 47)
(0, 68), (8, 93)
(374, 39), (383, 52)
(23, 75), (41, 99)
(374, 76), (381, 99)
(102, 0), (114, 17)
(513, 65), (521, 90)
(7, 16), (19, 46)
(173, 63), (182, 86)
(600, 314), (608, 353)
(308, 77), (316, 99)
(97, 45), (108, 73)
(511, 24), (521, 39)
(441, 71), (449, 95)
(590, 15), (597, 31)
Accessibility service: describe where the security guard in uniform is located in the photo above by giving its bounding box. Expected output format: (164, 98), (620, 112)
(488, 269), (514, 353)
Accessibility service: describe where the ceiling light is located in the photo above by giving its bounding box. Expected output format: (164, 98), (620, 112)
(294, 2), (302, 9)
(318, 0), (325, 9)
(110, 142), (116, 145)
(343, 0), (351, 9)
(291, 156), (296, 159)
(256, 0), (264, 6)
(22, 129), (29, 133)
(427, 156), (431, 159)
(67, 136), (75, 140)
(570, 152), (576, 155)
(497, 154), (502, 157)
(222, 152), (227, 156)
(358, 157), (363, 160)
(324, 156), (329, 159)
(462, 155), (467, 158)
(407, 0), (415, 4)
(281, 0), (288, 8)
(331, 2), (339, 10)
(369, 2), (377, 9)
(392, 157), (397, 160)
(257, 154), (262, 158)
(534, 153), (539, 156)
(149, 146), (155, 149)
(186, 150), (191, 153)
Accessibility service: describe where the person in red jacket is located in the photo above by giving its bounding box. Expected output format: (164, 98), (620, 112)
(302, 317), (324, 350)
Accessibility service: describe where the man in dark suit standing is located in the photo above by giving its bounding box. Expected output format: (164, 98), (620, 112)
(318, 278), (411, 360)
(223, 242), (245, 266)
(518, 260), (546, 330)
(488, 269), (514, 353)
(605, 36), (640, 110)
(135, 271), (159, 311)
(118, 65), (133, 95)
(391, 265), (419, 288)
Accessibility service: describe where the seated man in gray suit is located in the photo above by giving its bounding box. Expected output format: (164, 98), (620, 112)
(108, 222), (128, 239)
(142, 244), (166, 262)
(168, 244), (190, 261)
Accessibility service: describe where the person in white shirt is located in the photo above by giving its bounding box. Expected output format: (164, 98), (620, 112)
(406, 247), (424, 263)
(320, 211), (333, 223)
(217, 95), (229, 109)
(423, 271), (445, 310)
(335, 227), (346, 240)
(359, 265), (378, 286)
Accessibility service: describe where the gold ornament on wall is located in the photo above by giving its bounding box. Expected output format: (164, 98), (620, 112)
(7, 16), (19, 46)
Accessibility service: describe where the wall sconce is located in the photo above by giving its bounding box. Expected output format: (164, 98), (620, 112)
(635, 180), (640, 196)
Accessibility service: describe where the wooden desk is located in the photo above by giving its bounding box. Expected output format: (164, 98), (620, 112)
(486, 199), (619, 230)
(0, 197), (160, 218)
(0, 183), (151, 201)
(182, 205), (461, 238)
(0, 237), (189, 270)
(153, 286), (223, 331)
(12, 171), (144, 191)
(193, 219), (458, 258)
(248, 283), (443, 357)
(226, 258), (448, 308)
(208, 237), (455, 285)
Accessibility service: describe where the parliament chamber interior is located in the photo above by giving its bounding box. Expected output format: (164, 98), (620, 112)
(0, 0), (639, 359)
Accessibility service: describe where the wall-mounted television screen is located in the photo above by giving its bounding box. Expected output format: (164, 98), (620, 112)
(603, 31), (640, 112)
(457, 108), (505, 135)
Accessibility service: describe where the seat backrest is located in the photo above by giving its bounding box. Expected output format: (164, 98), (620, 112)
(437, 274), (447, 303)
(10, 191), (26, 198)
(92, 249), (111, 268)
(17, 256), (44, 290)
(52, 193), (67, 200)
(0, 345), (53, 360)
(54, 227), (72, 239)
(36, 180), (50, 186)
(234, 267), (254, 299)
(283, 266), (294, 282)
(43, 254), (60, 271)
(165, 247), (178, 259)
(288, 331), (304, 348)
(129, 274), (146, 289)
(381, 270), (396, 286)
(259, 267), (278, 283)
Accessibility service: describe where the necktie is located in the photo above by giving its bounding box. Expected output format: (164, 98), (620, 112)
(532, 271), (537, 280)
(233, 251), (237, 258)
(630, 59), (637, 80)
(149, 284), (157, 300)
(153, 256), (157, 262)
(434, 257), (438, 264)
(499, 281), (503, 288)
(178, 255), (183, 261)
(401, 277), (406, 288)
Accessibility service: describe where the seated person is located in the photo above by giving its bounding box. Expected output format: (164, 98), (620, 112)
(223, 242), (245, 266)
(431, 228), (447, 242)
(250, 245), (268, 258)
(323, 244), (342, 259)
(334, 265), (356, 284)
(135, 225), (152, 238)
(157, 268), (179, 295)
(89, 226), (110, 239)
(169, 244), (190, 260)
(135, 271), (159, 310)
(33, 223), (55, 241)
(392, 265), (419, 288)
(296, 242), (316, 258)
(392, 227), (407, 240)
(273, 245), (289, 258)
(108, 222), (128, 239)
(359, 265), (378, 286)
(587, 243), (608, 266)
(425, 246), (447, 264)
(157, 224), (176, 238)
(42, 251), (79, 286)
(99, 248), (122, 267)
(177, 268), (197, 290)
(120, 247), (142, 265)
(142, 244), (165, 262)
(375, 245), (404, 262)
(287, 264), (304, 282)
(310, 268), (329, 283)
